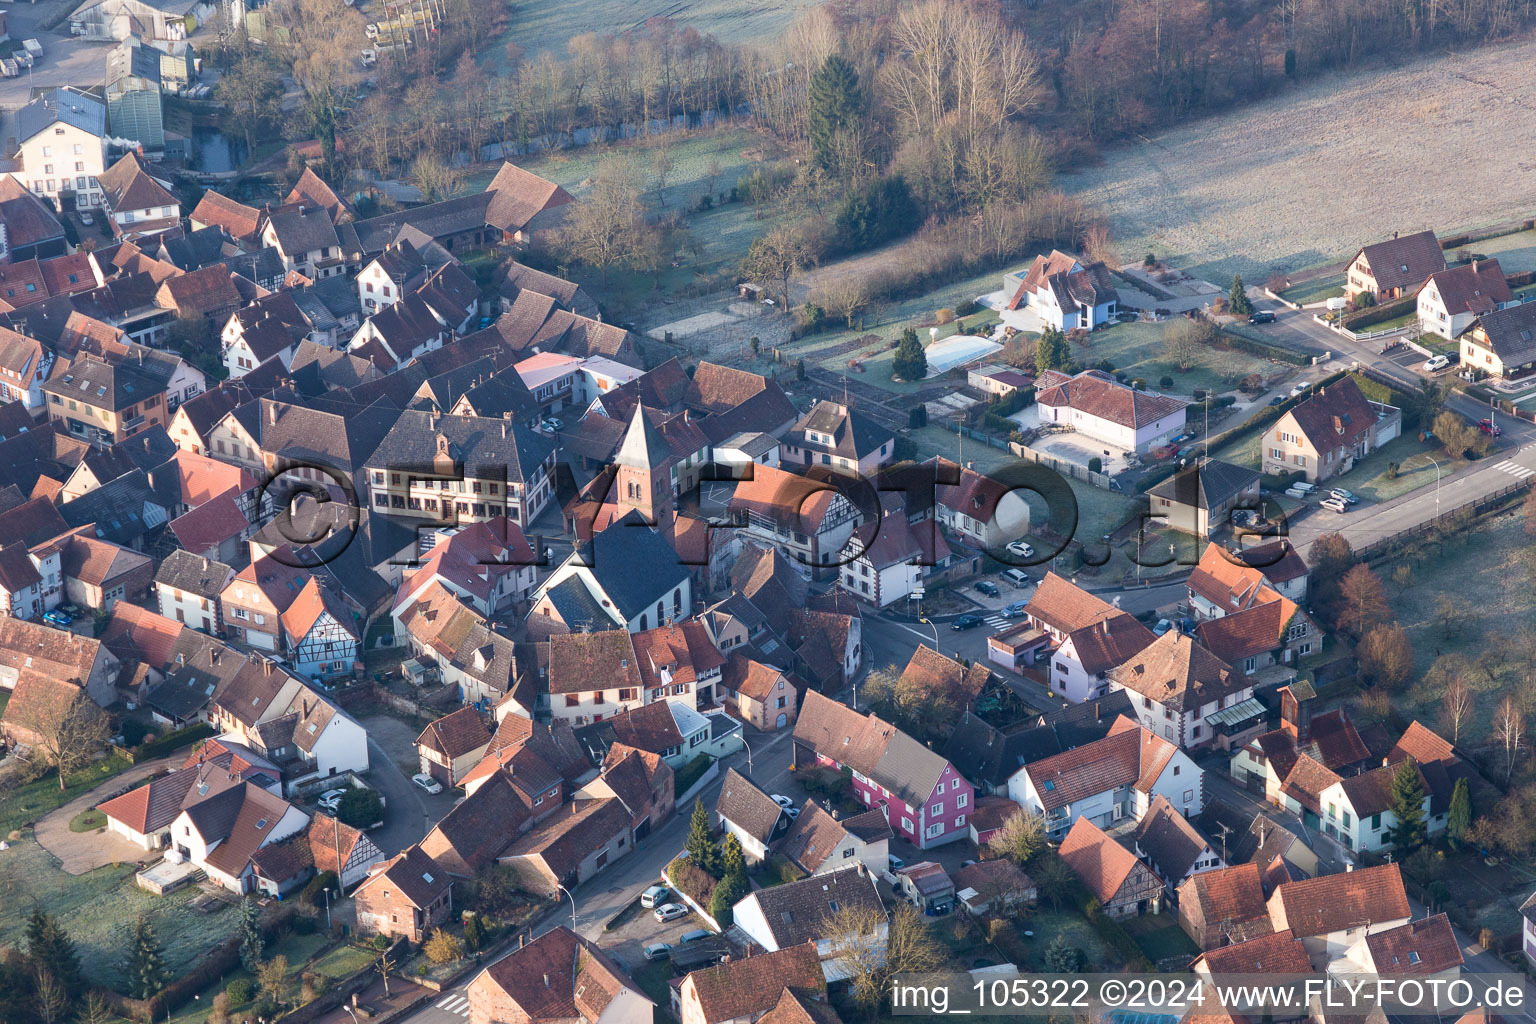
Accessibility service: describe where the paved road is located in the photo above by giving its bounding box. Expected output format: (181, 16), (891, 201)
(366, 736), (441, 857)
(401, 727), (798, 1024)
(0, 0), (118, 117)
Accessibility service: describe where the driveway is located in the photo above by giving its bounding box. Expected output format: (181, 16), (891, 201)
(33, 753), (184, 874)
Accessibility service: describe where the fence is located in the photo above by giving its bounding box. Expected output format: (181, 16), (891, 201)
(1354, 480), (1530, 564)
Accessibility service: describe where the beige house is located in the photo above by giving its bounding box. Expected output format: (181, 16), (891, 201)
(1345, 230), (1445, 301)
(1146, 459), (1261, 537)
(9, 88), (108, 211)
(1260, 377), (1401, 484)
(1461, 301), (1536, 381)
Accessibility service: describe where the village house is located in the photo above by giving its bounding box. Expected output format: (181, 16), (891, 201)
(42, 354), (168, 444)
(1266, 862), (1412, 969)
(1058, 816), (1164, 918)
(96, 153), (180, 239)
(393, 581), (521, 709)
(0, 617), (120, 705)
(573, 697), (712, 768)
(190, 191), (264, 247)
(483, 161), (576, 242)
(720, 654), (799, 731)
(729, 464), (861, 579)
(60, 532), (154, 612)
(416, 707), (492, 787)
(780, 401), (894, 476)
(1132, 794), (1225, 893)
(1346, 230), (1446, 301)
(1230, 684), (1373, 819)
(1108, 630), (1258, 749)
(1191, 928), (1312, 978)
(261, 205), (346, 280)
(1008, 715), (1203, 836)
(538, 628), (644, 728)
(278, 577), (361, 682)
(1177, 862), (1274, 950)
(220, 292), (312, 378)
(366, 410), (557, 530)
(0, 673), (100, 752)
(1188, 544), (1322, 676)
(576, 743), (675, 840)
(251, 813), (384, 895)
(496, 797), (635, 896)
(1026, 572), (1156, 703)
(1035, 368), (1189, 453)
(1195, 799), (1321, 881)
(418, 774), (536, 876)
(777, 803), (892, 877)
(675, 942), (827, 1024)
(1333, 913), (1462, 979)
(0, 325), (56, 412)
(1417, 258), (1514, 339)
(714, 766), (788, 862)
(793, 690), (974, 850)
(952, 859), (1037, 916)
(1004, 250), (1121, 331)
(97, 753), (278, 852)
(8, 88), (108, 212)
(1147, 459), (1262, 537)
(929, 458), (1033, 552)
(633, 621), (726, 711)
(0, 178), (69, 262)
(167, 781), (309, 893)
(1459, 300), (1536, 381)
(732, 866), (888, 976)
(840, 505), (953, 608)
(1261, 376), (1402, 484)
(893, 861), (955, 913)
(354, 844), (453, 941)
(466, 926), (649, 1024)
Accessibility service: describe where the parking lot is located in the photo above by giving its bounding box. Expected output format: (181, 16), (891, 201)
(0, 0), (117, 117)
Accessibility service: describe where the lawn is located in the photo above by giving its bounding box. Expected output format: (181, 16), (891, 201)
(1459, 229), (1536, 275)
(0, 839), (243, 992)
(1013, 910), (1117, 971)
(629, 959), (677, 1011)
(1120, 914), (1199, 963)
(1281, 275), (1346, 306)
(311, 942), (379, 982)
(70, 809), (107, 832)
(1327, 433), (1448, 503)
(0, 751), (135, 837)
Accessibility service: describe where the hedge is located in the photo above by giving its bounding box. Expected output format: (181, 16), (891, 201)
(1343, 294), (1415, 330)
(666, 856), (718, 908)
(1217, 327), (1311, 366)
(1080, 895), (1155, 971)
(116, 723), (215, 763)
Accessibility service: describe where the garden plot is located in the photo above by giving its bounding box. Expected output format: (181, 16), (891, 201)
(1067, 38), (1536, 281)
(646, 309), (741, 341)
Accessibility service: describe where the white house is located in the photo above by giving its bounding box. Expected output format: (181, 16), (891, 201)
(221, 293), (311, 378)
(0, 326), (56, 413)
(1416, 259), (1514, 340)
(713, 766), (785, 862)
(167, 782), (309, 893)
(10, 88), (108, 211)
(778, 804), (892, 877)
(154, 550), (234, 633)
(838, 511), (951, 608)
(1266, 863), (1412, 970)
(731, 867), (888, 982)
(1025, 572), (1156, 704)
(1034, 369), (1189, 454)
(1008, 716), (1203, 837)
(1131, 794), (1224, 894)
(933, 459), (1034, 551)
(1315, 762), (1432, 855)
(1333, 914), (1462, 980)
(1003, 250), (1121, 331)
(1108, 632), (1256, 749)
(279, 578), (361, 683)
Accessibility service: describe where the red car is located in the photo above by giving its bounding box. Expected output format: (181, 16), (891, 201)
(1478, 419), (1503, 437)
(1150, 444), (1178, 459)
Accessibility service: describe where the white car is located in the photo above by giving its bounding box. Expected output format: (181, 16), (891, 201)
(411, 773), (444, 794)
(78, 212), (94, 226)
(1425, 354), (1451, 372)
(770, 794), (795, 809)
(782, 806), (801, 820)
(317, 788), (347, 810)
(643, 943), (672, 961)
(1289, 382), (1312, 398)
(1005, 540), (1035, 559)
(653, 903), (688, 923)
(1319, 497), (1349, 514)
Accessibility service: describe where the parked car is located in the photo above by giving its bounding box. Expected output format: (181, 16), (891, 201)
(1249, 310), (1277, 324)
(540, 418), (564, 433)
(78, 212), (94, 226)
(951, 614), (983, 631)
(653, 903), (688, 923)
(1425, 354), (1451, 373)
(643, 943), (672, 961)
(888, 855), (906, 871)
(1005, 540), (1035, 559)
(782, 806), (801, 820)
(1002, 601), (1028, 618)
(1319, 497), (1349, 513)
(679, 929), (712, 944)
(1329, 489), (1358, 505)
(41, 609), (72, 627)
(1176, 445), (1197, 460)
(770, 794), (795, 809)
(1150, 443), (1179, 459)
(1171, 432), (1195, 445)
(1478, 419), (1503, 436)
(641, 885), (671, 909)
(1284, 485), (1310, 499)
(1291, 481), (1317, 494)
(411, 773), (443, 794)
(1152, 618), (1173, 636)
(1289, 382), (1312, 397)
(974, 580), (1000, 597)
(317, 788), (347, 811)
(1002, 569), (1032, 589)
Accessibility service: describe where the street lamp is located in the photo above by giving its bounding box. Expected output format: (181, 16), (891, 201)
(1426, 455), (1442, 517)
(739, 732), (754, 775)
(918, 617), (939, 653)
(555, 883), (577, 931)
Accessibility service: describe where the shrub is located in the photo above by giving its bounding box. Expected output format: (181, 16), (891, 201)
(120, 719), (151, 747)
(424, 929), (463, 964)
(954, 298), (979, 317)
(1144, 252), (1156, 267)
(291, 915), (318, 935)
(1088, 457), (1103, 474)
(935, 308), (955, 325)
(372, 935), (391, 950)
(301, 871), (337, 908)
(1159, 376), (1174, 389)
(226, 980), (254, 1006)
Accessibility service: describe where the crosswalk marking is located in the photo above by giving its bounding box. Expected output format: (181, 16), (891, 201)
(984, 615), (1010, 630)
(437, 995), (470, 1016)
(1492, 459), (1535, 479)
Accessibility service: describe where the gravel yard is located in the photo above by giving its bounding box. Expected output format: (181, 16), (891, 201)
(1066, 38), (1536, 282)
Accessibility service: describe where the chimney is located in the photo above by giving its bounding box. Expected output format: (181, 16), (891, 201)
(1472, 259), (1480, 274)
(268, 402), (277, 425)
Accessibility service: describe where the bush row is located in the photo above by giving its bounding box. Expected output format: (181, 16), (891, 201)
(1217, 327), (1311, 366)
(1342, 294), (1415, 330)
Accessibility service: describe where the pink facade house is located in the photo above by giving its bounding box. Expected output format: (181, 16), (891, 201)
(792, 690), (973, 849)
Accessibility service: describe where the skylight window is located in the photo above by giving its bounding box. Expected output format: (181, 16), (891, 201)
(256, 819), (267, 829)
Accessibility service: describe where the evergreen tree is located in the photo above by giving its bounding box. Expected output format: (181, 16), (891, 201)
(25, 910), (82, 994)
(238, 897), (265, 974)
(1388, 759), (1428, 851)
(1043, 935), (1084, 972)
(807, 55), (862, 173)
(123, 915), (169, 1000)
(721, 833), (747, 880)
(1446, 777), (1472, 847)
(463, 914), (485, 953)
(892, 328), (927, 381)
(709, 868), (751, 928)
(1229, 274), (1254, 316)
(685, 801), (721, 878)
(1035, 326), (1070, 373)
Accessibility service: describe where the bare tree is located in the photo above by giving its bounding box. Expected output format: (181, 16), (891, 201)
(35, 971), (70, 1024)
(555, 157), (653, 284)
(827, 902), (944, 1012)
(27, 687), (111, 791)
(409, 153), (466, 203)
(1494, 695), (1525, 784)
(986, 809), (1048, 865)
(1442, 677), (1473, 745)
(1161, 318), (1207, 371)
(377, 950), (397, 997)
(815, 278), (873, 329)
(650, 148), (674, 207)
(740, 225), (810, 310)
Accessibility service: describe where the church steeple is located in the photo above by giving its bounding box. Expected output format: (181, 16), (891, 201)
(615, 402), (670, 470)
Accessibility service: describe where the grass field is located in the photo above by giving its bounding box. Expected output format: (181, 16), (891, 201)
(1465, 230), (1536, 274)
(1121, 914), (1199, 962)
(1066, 37), (1536, 281)
(1329, 433), (1447, 503)
(488, 0), (821, 60)
(1282, 275), (1347, 306)
(1014, 911), (1117, 971)
(0, 839), (242, 991)
(0, 751), (135, 837)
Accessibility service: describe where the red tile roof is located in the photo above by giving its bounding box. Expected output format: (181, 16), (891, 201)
(1364, 913), (1462, 975)
(1268, 862), (1410, 938)
(684, 942), (825, 1023)
(1058, 816), (1141, 904)
(1195, 929), (1311, 974)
